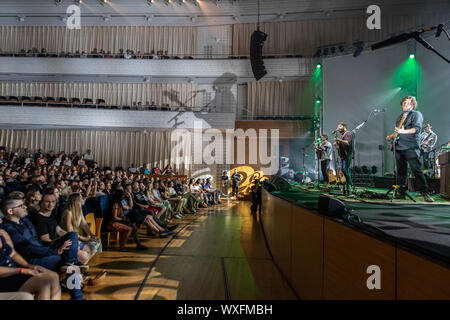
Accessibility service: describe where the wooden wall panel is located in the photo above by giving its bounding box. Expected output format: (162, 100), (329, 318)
(270, 196), (293, 281)
(397, 249), (450, 300)
(323, 219), (396, 299)
(290, 206), (324, 299)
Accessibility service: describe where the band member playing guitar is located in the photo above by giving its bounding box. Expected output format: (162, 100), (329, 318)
(334, 123), (354, 195)
(419, 123), (437, 170)
(314, 134), (332, 187)
(386, 96), (433, 202)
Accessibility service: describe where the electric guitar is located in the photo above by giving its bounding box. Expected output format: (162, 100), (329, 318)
(386, 113), (408, 151)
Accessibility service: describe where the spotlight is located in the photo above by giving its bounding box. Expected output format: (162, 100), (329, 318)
(190, 16), (196, 22)
(233, 16), (239, 22)
(102, 16), (110, 22)
(316, 97), (321, 104)
(75, 0), (82, 4)
(409, 53), (415, 59)
(147, 0), (153, 6)
(316, 63), (321, 69)
(18, 16), (25, 22)
(353, 40), (364, 58)
(278, 14), (284, 20)
(60, 16), (68, 22)
(99, 0), (108, 5)
(146, 15), (153, 22)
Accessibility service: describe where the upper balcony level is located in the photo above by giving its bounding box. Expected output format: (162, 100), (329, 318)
(0, 56), (315, 83)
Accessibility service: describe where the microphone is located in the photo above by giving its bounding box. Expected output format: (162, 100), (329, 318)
(331, 128), (339, 134)
(373, 108), (386, 113)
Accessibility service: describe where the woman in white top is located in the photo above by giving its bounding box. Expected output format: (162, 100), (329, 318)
(61, 193), (100, 264)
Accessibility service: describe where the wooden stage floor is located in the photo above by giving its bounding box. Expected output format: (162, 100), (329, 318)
(70, 200), (298, 300)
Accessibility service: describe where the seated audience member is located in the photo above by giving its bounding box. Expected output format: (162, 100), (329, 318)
(137, 102), (143, 110)
(162, 164), (174, 175)
(189, 179), (208, 208)
(27, 175), (45, 194)
(167, 180), (190, 215)
(124, 50), (132, 60)
(63, 156), (72, 167)
(141, 164), (150, 175)
(25, 190), (41, 217)
(61, 193), (100, 263)
(30, 193), (94, 265)
(0, 214), (61, 300)
(151, 181), (176, 221)
(0, 176), (5, 201)
(128, 164), (138, 174)
(152, 166), (162, 175)
(77, 156), (87, 170)
(83, 149), (94, 168)
(36, 154), (47, 166)
(204, 178), (222, 205)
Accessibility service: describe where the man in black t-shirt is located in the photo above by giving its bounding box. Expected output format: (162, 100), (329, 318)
(231, 169), (241, 200)
(387, 96), (433, 202)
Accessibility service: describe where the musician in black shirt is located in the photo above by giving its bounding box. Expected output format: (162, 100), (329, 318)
(389, 96), (433, 202)
(334, 123), (354, 195)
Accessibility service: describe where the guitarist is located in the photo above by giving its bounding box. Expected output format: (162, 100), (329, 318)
(419, 123), (437, 170)
(387, 96), (433, 202)
(314, 135), (332, 187)
(334, 123), (354, 195)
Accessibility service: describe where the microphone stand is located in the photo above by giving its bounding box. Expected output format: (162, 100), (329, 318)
(348, 110), (376, 194)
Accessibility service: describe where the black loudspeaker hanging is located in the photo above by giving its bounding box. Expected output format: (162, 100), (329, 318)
(250, 30), (268, 81)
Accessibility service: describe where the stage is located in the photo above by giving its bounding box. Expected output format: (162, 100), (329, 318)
(259, 183), (450, 299)
(279, 184), (450, 263)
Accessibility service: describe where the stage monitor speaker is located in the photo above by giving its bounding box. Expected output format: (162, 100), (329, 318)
(270, 175), (291, 191)
(318, 195), (347, 218)
(250, 30), (268, 81)
(408, 177), (440, 195)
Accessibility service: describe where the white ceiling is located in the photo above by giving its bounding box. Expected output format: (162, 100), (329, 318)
(0, 0), (448, 26)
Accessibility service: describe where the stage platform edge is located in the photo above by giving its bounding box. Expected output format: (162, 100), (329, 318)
(261, 189), (450, 300)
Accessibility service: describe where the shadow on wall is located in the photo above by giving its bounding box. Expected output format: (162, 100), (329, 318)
(164, 72), (238, 130)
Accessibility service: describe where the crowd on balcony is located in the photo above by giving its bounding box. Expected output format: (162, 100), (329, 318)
(0, 47), (194, 60)
(0, 146), (227, 299)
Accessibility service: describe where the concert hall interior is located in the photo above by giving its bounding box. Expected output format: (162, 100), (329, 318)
(0, 0), (449, 304)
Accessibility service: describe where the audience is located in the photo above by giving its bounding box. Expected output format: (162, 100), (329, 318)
(0, 146), (227, 298)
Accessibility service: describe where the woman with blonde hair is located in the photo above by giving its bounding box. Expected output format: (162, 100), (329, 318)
(61, 193), (100, 264)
